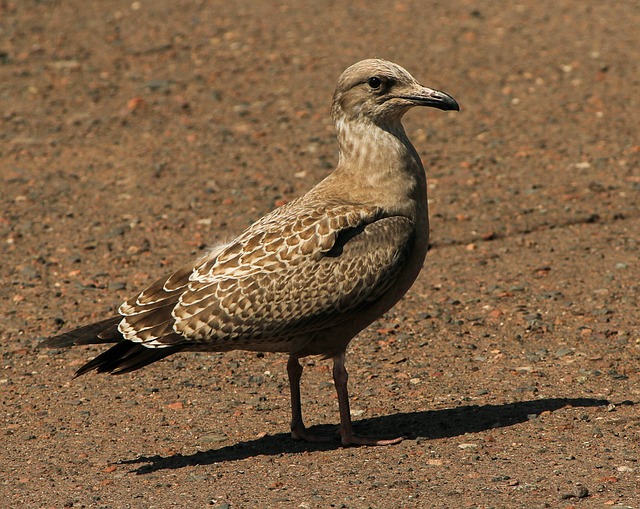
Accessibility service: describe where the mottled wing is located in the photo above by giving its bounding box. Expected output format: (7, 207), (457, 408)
(166, 206), (415, 351)
(114, 198), (415, 353)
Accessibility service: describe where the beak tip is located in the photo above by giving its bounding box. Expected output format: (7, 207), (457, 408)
(446, 101), (460, 112)
(437, 92), (460, 112)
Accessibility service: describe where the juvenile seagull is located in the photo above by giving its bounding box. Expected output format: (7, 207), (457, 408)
(42, 59), (459, 446)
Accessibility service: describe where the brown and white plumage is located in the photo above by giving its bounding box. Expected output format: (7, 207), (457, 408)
(41, 59), (459, 446)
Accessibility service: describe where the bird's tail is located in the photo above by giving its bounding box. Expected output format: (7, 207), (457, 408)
(40, 316), (122, 348)
(40, 316), (184, 376)
(72, 340), (183, 377)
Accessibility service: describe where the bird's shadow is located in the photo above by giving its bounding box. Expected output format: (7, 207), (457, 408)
(119, 397), (614, 474)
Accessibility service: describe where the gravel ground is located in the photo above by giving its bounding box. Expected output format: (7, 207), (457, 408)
(1, 1), (639, 508)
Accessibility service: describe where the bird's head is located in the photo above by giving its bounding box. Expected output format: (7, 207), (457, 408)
(331, 59), (459, 127)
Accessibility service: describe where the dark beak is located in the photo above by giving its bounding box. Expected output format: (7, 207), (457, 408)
(399, 86), (460, 111)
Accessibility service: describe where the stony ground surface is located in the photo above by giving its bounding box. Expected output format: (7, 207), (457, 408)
(1, 1), (639, 508)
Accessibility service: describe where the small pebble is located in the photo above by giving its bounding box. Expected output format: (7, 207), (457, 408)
(554, 346), (573, 358)
(560, 485), (589, 500)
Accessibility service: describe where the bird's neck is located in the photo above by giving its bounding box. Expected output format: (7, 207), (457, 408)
(330, 115), (427, 213)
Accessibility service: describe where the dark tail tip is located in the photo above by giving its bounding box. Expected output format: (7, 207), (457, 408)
(40, 316), (122, 349)
(74, 341), (183, 377)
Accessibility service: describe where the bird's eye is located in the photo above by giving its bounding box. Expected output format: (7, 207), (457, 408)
(367, 76), (382, 89)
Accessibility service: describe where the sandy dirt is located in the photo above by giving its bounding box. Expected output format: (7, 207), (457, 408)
(1, 1), (639, 508)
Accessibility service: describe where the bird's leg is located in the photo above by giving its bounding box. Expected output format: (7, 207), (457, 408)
(333, 351), (404, 446)
(287, 354), (332, 442)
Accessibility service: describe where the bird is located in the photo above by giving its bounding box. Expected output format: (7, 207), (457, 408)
(41, 59), (459, 446)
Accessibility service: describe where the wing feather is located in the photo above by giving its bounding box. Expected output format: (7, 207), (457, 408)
(111, 199), (415, 354)
(171, 211), (414, 349)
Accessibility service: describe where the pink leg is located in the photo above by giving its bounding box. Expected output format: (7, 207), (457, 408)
(333, 351), (404, 446)
(287, 354), (332, 443)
